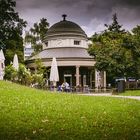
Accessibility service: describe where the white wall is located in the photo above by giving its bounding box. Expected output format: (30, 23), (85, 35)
(44, 38), (88, 49)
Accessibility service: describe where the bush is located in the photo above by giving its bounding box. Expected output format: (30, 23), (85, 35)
(4, 64), (18, 82)
(18, 64), (33, 86)
(4, 62), (47, 89)
(32, 73), (45, 88)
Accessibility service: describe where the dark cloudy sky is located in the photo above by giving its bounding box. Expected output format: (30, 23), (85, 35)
(16, 0), (140, 36)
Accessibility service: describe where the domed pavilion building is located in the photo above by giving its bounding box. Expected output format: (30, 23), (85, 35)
(26, 15), (106, 90)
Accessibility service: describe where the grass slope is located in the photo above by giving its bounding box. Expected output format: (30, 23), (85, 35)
(121, 90), (140, 96)
(0, 81), (140, 140)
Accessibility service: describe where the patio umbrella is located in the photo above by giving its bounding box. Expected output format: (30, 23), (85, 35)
(0, 50), (5, 80)
(0, 50), (5, 61)
(50, 57), (59, 87)
(13, 54), (19, 71)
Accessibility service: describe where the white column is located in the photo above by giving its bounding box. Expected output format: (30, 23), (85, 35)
(95, 70), (103, 90)
(103, 71), (106, 89)
(83, 75), (86, 86)
(76, 66), (80, 86)
(95, 70), (99, 89)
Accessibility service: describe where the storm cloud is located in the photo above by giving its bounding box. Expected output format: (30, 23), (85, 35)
(16, 0), (140, 36)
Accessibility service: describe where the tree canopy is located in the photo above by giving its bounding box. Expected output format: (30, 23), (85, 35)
(88, 14), (140, 83)
(0, 0), (27, 64)
(24, 18), (49, 54)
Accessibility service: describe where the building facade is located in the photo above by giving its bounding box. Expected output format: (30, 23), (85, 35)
(26, 15), (106, 89)
(24, 43), (34, 60)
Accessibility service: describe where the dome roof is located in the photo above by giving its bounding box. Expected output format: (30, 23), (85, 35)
(29, 47), (93, 60)
(46, 15), (87, 38)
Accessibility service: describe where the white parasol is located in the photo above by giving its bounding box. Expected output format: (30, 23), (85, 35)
(0, 50), (5, 80)
(49, 57), (59, 87)
(13, 54), (19, 71)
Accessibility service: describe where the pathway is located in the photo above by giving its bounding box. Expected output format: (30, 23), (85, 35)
(78, 93), (140, 101)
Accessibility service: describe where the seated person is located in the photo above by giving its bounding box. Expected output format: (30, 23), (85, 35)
(65, 82), (70, 92)
(57, 85), (62, 91)
(61, 82), (70, 92)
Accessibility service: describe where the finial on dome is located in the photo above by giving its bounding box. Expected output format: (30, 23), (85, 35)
(62, 14), (67, 21)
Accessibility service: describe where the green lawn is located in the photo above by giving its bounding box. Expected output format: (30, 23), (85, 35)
(121, 90), (140, 96)
(0, 81), (140, 140)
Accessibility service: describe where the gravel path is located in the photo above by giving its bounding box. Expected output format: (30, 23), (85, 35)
(78, 93), (140, 101)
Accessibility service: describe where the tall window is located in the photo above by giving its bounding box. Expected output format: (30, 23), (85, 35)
(45, 42), (48, 47)
(74, 40), (80, 45)
(1, 63), (3, 69)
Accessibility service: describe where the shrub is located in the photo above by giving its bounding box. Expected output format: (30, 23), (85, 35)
(4, 64), (18, 82)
